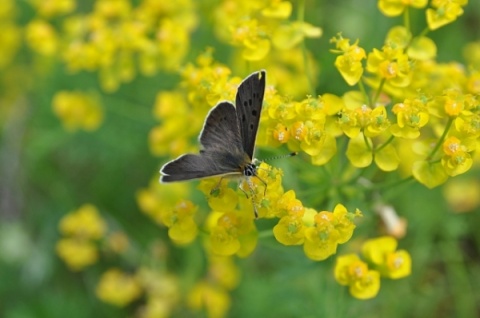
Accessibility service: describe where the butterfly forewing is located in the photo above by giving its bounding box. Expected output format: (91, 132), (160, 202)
(160, 102), (245, 182)
(199, 102), (243, 152)
(235, 70), (266, 159)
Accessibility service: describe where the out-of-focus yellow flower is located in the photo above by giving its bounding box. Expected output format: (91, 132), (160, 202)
(0, 3), (21, 69)
(137, 268), (180, 318)
(207, 256), (240, 291)
(378, 0), (427, 17)
(443, 178), (480, 213)
(208, 211), (257, 257)
(25, 19), (59, 56)
(334, 254), (381, 299)
(59, 204), (106, 240)
(426, 0), (468, 31)
(30, 0), (76, 17)
(331, 34), (366, 86)
(96, 268), (142, 307)
(187, 281), (231, 318)
(107, 231), (130, 254)
(52, 91), (103, 132)
(162, 200), (199, 245)
(56, 238), (99, 271)
(272, 21), (322, 50)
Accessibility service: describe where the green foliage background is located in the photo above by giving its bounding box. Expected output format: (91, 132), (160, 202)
(1, 0), (480, 317)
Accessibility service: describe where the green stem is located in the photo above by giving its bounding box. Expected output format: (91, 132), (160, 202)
(358, 79), (371, 106)
(362, 132), (372, 151)
(372, 78), (386, 106)
(258, 229), (274, 239)
(298, 0), (315, 96)
(403, 7), (410, 31)
(375, 135), (395, 152)
(367, 175), (414, 191)
(426, 118), (453, 161)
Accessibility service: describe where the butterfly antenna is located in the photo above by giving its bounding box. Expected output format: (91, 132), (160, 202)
(257, 152), (298, 163)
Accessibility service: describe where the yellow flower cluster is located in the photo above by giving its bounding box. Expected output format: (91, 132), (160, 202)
(96, 268), (142, 307)
(52, 91), (103, 132)
(214, 0), (321, 62)
(25, 0), (197, 91)
(335, 236), (411, 299)
(327, 2), (480, 188)
(56, 204), (106, 271)
(275, 204), (362, 261)
(188, 256), (239, 318)
(137, 181), (199, 245)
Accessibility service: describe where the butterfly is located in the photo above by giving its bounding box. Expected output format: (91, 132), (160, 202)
(160, 70), (266, 196)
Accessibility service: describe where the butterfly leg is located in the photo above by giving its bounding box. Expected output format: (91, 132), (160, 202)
(210, 176), (226, 195)
(245, 177), (259, 218)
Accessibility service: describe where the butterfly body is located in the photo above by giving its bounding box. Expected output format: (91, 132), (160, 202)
(160, 70), (266, 183)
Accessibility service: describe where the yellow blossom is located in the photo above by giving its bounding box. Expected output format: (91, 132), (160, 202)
(362, 236), (412, 279)
(25, 19), (58, 56)
(52, 91), (103, 132)
(378, 0), (427, 17)
(334, 254), (381, 299)
(59, 204), (106, 240)
(441, 136), (473, 176)
(96, 268), (142, 307)
(56, 238), (99, 271)
(273, 214), (305, 245)
(187, 281), (231, 318)
(331, 35), (366, 86)
(426, 0), (468, 30)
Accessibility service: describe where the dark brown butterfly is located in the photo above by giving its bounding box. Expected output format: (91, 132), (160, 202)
(160, 70), (266, 185)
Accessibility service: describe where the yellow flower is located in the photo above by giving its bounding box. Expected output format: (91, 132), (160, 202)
(391, 97), (429, 139)
(331, 35), (366, 86)
(441, 136), (473, 176)
(366, 44), (411, 87)
(106, 231), (130, 254)
(334, 254), (381, 299)
(59, 204), (106, 240)
(96, 268), (142, 307)
(426, 0), (468, 30)
(52, 91), (103, 132)
(303, 211), (340, 261)
(187, 281), (231, 318)
(30, 0), (76, 17)
(378, 0), (427, 17)
(207, 256), (240, 291)
(25, 19), (58, 56)
(443, 178), (480, 213)
(362, 236), (412, 279)
(273, 214), (305, 245)
(208, 212), (257, 257)
(161, 200), (199, 245)
(56, 238), (98, 271)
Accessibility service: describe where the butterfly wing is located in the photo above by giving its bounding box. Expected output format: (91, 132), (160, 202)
(160, 152), (242, 182)
(199, 101), (243, 152)
(160, 102), (246, 182)
(235, 70), (266, 159)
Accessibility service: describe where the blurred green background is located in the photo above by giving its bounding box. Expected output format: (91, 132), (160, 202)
(1, 0), (480, 317)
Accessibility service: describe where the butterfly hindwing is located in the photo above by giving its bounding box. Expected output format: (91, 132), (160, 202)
(160, 152), (242, 182)
(235, 70), (266, 159)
